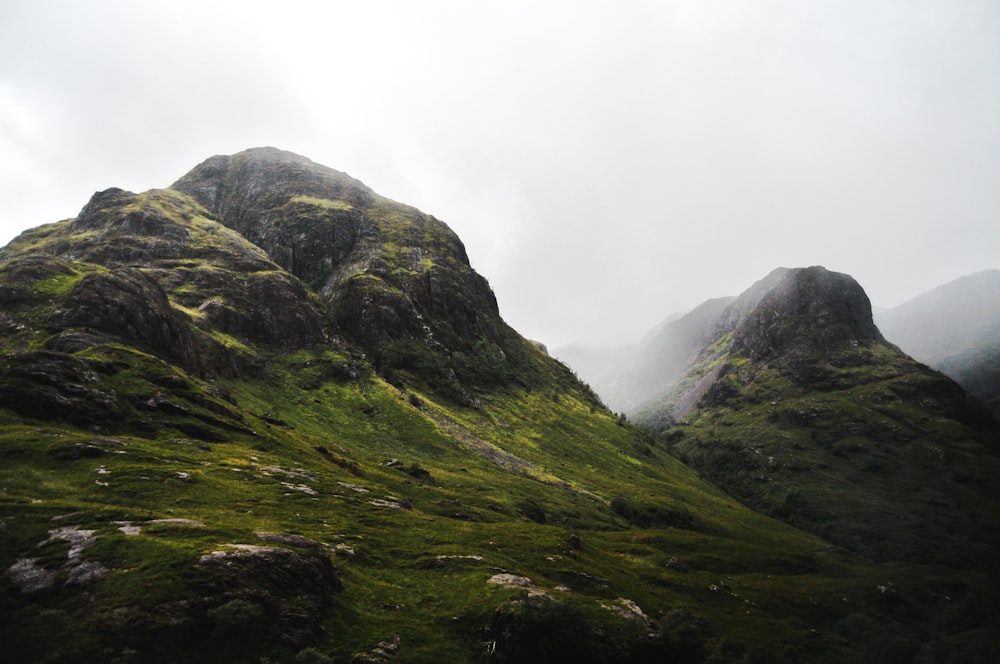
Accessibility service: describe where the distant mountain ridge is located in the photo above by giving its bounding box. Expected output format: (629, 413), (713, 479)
(562, 267), (1000, 421)
(557, 296), (734, 414)
(875, 269), (1000, 417)
(622, 267), (1000, 562)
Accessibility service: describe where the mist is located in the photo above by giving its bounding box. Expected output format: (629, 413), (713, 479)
(2, 0), (998, 350)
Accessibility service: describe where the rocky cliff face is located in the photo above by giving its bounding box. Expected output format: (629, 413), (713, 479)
(728, 266), (883, 366)
(171, 148), (529, 400)
(563, 267), (885, 416)
(171, 148), (379, 291)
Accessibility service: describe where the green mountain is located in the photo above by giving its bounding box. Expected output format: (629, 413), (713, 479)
(0, 152), (997, 663)
(633, 267), (1000, 651)
(875, 269), (1000, 418)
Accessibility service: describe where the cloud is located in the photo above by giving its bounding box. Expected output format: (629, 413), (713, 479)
(1, 0), (998, 349)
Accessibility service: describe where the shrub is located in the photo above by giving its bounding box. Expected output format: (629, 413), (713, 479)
(207, 598), (265, 638)
(657, 607), (711, 664)
(293, 647), (336, 663)
(486, 597), (624, 663)
(611, 496), (695, 530)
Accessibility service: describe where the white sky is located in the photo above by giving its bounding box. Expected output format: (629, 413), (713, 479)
(2, 0), (998, 349)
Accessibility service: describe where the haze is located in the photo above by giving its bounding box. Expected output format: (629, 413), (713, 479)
(2, 0), (998, 350)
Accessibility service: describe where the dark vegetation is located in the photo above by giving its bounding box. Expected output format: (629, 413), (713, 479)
(0, 150), (997, 662)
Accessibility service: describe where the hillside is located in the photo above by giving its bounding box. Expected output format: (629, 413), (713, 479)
(875, 270), (1000, 417)
(0, 153), (997, 662)
(629, 268), (1000, 647)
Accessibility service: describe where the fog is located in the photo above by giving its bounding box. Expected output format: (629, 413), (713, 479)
(2, 1), (998, 349)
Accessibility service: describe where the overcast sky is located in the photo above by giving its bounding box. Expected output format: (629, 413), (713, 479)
(2, 1), (998, 349)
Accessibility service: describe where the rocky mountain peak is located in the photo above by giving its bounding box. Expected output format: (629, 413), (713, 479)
(172, 146), (376, 215)
(728, 265), (883, 364)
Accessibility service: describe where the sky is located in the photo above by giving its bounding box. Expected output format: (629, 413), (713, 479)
(2, 1), (998, 350)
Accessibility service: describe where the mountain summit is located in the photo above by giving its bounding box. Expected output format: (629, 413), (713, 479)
(726, 266), (883, 365)
(170, 147), (535, 401)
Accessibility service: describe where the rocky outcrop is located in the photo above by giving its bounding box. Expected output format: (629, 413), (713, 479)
(198, 544), (341, 649)
(564, 268), (879, 415)
(729, 266), (883, 367)
(49, 268), (208, 373)
(0, 350), (123, 428)
(172, 148), (377, 291)
(173, 147), (536, 395)
(172, 147), (377, 222)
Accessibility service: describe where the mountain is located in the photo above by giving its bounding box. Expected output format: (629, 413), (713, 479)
(557, 298), (735, 414)
(875, 269), (1000, 417)
(634, 266), (1000, 560)
(0, 152), (997, 663)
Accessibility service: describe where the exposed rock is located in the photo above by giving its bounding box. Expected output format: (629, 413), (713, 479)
(117, 522), (142, 536)
(351, 634), (401, 663)
(729, 266), (883, 371)
(255, 531), (326, 552)
(281, 482), (318, 495)
(5, 558), (57, 594)
(262, 466), (318, 481)
(147, 518), (205, 527)
(198, 543), (341, 649)
(0, 255), (78, 283)
(65, 189), (193, 265)
(172, 147), (533, 396)
(0, 350), (110, 422)
(487, 573), (535, 588)
(65, 560), (106, 586)
(368, 499), (404, 509)
(487, 573), (552, 598)
(600, 597), (651, 627)
(47, 525), (98, 560)
(49, 268), (212, 376)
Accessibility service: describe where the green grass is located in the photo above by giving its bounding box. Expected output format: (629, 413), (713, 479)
(6, 343), (963, 662)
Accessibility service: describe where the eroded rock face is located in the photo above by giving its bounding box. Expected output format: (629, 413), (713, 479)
(5, 558), (57, 594)
(0, 350), (121, 427)
(729, 266), (883, 365)
(245, 271), (327, 346)
(173, 148), (377, 221)
(66, 189), (192, 265)
(172, 148), (376, 289)
(172, 147), (529, 394)
(50, 268), (208, 375)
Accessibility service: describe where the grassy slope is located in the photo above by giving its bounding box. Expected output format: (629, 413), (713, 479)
(657, 342), (1000, 661)
(0, 337), (955, 662)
